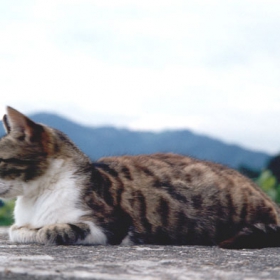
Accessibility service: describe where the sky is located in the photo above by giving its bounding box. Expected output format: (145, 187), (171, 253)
(0, 0), (280, 154)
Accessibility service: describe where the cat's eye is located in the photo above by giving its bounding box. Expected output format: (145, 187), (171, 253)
(0, 157), (42, 165)
(0, 158), (24, 164)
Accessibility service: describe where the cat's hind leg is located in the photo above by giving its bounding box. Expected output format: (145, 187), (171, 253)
(219, 224), (280, 249)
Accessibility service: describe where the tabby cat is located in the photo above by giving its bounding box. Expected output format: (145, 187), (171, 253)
(0, 106), (279, 249)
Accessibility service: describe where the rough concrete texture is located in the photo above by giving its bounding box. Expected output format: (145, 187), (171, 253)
(0, 228), (280, 280)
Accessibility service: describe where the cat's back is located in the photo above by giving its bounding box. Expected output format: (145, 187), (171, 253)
(97, 153), (259, 192)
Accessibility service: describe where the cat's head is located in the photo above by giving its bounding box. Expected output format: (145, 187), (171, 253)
(0, 106), (59, 198)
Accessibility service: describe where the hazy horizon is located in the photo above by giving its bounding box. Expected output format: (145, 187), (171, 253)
(18, 109), (274, 156)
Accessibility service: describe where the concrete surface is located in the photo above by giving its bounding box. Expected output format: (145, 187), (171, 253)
(0, 228), (280, 280)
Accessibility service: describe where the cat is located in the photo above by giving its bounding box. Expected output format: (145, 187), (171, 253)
(0, 106), (280, 249)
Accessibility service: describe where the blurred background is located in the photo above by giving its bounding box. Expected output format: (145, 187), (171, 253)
(0, 1), (280, 224)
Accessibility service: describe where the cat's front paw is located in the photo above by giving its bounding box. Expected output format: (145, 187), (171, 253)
(9, 224), (39, 243)
(37, 224), (76, 245)
(37, 223), (90, 245)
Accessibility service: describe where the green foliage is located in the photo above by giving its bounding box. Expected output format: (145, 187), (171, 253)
(256, 170), (280, 203)
(0, 200), (14, 226)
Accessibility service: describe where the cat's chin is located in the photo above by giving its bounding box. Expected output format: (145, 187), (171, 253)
(0, 189), (10, 198)
(0, 180), (23, 199)
(0, 182), (11, 197)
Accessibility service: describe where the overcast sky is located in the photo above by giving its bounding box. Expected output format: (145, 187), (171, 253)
(0, 1), (280, 154)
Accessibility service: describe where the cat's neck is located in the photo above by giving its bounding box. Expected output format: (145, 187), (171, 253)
(21, 157), (83, 198)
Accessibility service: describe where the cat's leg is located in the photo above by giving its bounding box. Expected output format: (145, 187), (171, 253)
(37, 222), (107, 245)
(120, 226), (144, 245)
(219, 224), (280, 249)
(120, 234), (135, 245)
(9, 224), (39, 243)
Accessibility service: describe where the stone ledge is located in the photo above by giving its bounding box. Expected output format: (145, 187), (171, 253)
(0, 227), (280, 279)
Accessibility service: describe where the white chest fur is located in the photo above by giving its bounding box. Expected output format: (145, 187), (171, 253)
(14, 159), (87, 228)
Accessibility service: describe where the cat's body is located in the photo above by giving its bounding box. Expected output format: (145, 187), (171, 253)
(1, 107), (280, 248)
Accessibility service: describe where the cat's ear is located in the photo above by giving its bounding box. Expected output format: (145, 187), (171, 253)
(2, 114), (11, 134)
(5, 106), (43, 142)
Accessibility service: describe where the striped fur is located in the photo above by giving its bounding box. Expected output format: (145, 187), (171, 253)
(0, 106), (280, 248)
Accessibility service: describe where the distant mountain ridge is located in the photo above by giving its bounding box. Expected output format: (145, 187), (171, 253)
(0, 113), (271, 170)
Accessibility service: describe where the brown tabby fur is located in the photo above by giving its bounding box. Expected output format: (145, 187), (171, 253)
(0, 106), (280, 248)
(89, 154), (280, 245)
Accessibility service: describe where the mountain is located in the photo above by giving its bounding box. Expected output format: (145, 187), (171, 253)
(0, 113), (271, 170)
